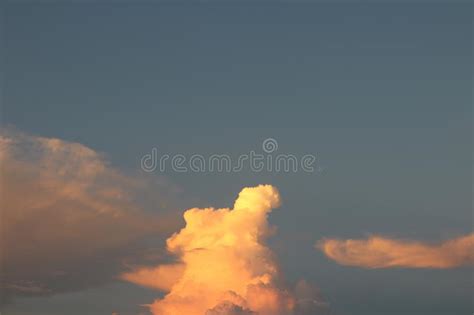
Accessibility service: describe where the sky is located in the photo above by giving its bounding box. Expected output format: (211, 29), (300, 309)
(1, 1), (473, 315)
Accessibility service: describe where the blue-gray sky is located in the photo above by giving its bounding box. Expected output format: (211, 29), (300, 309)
(1, 1), (472, 315)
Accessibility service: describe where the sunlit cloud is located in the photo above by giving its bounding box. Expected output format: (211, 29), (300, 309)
(122, 185), (330, 315)
(0, 129), (179, 301)
(317, 233), (474, 269)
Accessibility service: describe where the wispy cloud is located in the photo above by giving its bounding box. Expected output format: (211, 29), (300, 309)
(0, 129), (179, 302)
(317, 233), (474, 269)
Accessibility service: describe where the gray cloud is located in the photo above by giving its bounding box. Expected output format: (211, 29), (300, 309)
(206, 301), (256, 315)
(0, 129), (180, 303)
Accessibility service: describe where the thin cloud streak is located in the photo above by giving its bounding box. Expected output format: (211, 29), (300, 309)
(317, 233), (474, 269)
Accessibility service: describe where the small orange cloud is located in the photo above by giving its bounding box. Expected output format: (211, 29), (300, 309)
(120, 264), (185, 292)
(317, 233), (474, 269)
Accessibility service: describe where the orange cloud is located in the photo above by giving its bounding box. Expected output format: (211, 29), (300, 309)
(122, 185), (330, 315)
(120, 264), (185, 292)
(317, 233), (474, 269)
(0, 129), (178, 300)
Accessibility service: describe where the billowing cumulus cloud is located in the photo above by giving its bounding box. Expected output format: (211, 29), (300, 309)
(0, 129), (179, 302)
(317, 233), (474, 269)
(122, 185), (330, 315)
